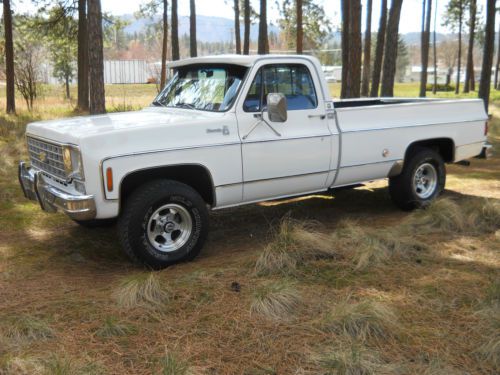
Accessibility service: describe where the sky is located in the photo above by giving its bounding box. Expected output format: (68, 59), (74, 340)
(3, 0), (486, 34)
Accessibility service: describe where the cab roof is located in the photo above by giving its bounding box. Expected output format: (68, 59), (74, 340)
(167, 54), (319, 68)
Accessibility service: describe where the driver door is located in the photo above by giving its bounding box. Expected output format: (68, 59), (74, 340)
(236, 61), (332, 202)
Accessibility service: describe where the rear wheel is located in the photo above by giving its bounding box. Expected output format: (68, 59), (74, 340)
(389, 147), (446, 210)
(117, 180), (208, 269)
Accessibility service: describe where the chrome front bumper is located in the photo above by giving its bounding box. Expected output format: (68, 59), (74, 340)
(18, 161), (96, 221)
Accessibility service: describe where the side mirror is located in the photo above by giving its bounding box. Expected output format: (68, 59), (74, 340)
(266, 93), (287, 122)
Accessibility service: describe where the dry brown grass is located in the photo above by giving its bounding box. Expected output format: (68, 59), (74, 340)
(155, 352), (191, 375)
(0, 356), (44, 375)
(0, 353), (105, 375)
(475, 305), (500, 371)
(0, 87), (499, 374)
(94, 317), (137, 338)
(255, 216), (337, 276)
(474, 279), (500, 370)
(0, 315), (54, 348)
(250, 280), (302, 321)
(313, 340), (391, 375)
(405, 197), (500, 235)
(112, 272), (170, 310)
(320, 297), (399, 341)
(331, 221), (425, 271)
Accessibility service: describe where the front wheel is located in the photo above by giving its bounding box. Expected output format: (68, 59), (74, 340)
(389, 147), (446, 211)
(117, 180), (209, 269)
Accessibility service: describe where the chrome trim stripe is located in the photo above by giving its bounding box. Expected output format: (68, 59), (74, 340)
(455, 140), (486, 148)
(243, 133), (332, 144)
(340, 158), (401, 169)
(101, 142), (241, 164)
(334, 98), (486, 111)
(330, 109), (343, 186)
(215, 169), (332, 188)
(213, 187), (329, 210)
(216, 157), (400, 189)
(25, 133), (79, 147)
(340, 118), (487, 134)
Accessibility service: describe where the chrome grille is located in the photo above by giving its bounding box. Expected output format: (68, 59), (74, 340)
(27, 137), (67, 180)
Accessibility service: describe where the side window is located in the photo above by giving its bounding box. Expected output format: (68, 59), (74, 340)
(243, 64), (318, 112)
(243, 70), (262, 112)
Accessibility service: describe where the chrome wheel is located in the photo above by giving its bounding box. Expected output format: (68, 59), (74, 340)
(413, 163), (438, 199)
(146, 203), (193, 252)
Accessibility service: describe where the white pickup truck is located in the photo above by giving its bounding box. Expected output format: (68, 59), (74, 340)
(19, 55), (490, 268)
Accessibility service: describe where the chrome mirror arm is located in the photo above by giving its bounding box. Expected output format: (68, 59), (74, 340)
(242, 111), (281, 140)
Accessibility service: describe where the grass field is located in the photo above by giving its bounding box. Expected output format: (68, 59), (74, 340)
(0, 83), (499, 374)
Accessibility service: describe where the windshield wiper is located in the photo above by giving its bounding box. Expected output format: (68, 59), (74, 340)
(152, 100), (165, 107)
(175, 102), (196, 110)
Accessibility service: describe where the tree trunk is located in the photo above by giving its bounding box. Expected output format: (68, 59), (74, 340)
(464, 0), (476, 92)
(341, 0), (350, 98)
(419, 0), (432, 97)
(455, 1), (463, 94)
(3, 0), (15, 114)
(65, 76), (71, 99)
(370, 0), (387, 97)
(432, 0), (438, 94)
(347, 0), (362, 98)
(171, 0), (179, 60)
(380, 0), (403, 97)
(234, 0), (241, 54)
(243, 0), (250, 54)
(478, 0), (496, 112)
(494, 18), (500, 90)
(160, 0), (168, 89)
(296, 0), (303, 54)
(258, 0), (268, 54)
(361, 0), (372, 96)
(189, 0), (197, 57)
(77, 0), (89, 111)
(88, 0), (106, 114)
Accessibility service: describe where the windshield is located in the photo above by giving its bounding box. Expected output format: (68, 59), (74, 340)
(153, 64), (248, 112)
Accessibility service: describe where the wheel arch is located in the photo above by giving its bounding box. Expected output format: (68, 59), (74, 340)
(404, 138), (455, 164)
(118, 164), (216, 211)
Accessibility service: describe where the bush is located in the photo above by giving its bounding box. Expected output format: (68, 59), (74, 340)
(426, 83), (455, 92)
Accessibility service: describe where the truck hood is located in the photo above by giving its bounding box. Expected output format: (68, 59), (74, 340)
(26, 107), (227, 144)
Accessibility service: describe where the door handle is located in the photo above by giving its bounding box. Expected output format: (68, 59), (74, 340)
(308, 114), (326, 120)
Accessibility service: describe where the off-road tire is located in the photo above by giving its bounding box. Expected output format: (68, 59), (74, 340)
(73, 218), (117, 228)
(389, 147), (446, 211)
(117, 179), (208, 269)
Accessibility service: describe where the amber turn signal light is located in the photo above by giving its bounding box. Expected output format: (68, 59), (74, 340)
(106, 167), (113, 192)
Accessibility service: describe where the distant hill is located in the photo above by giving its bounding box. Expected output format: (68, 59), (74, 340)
(119, 14), (452, 46)
(120, 14), (280, 43)
(402, 32), (448, 46)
